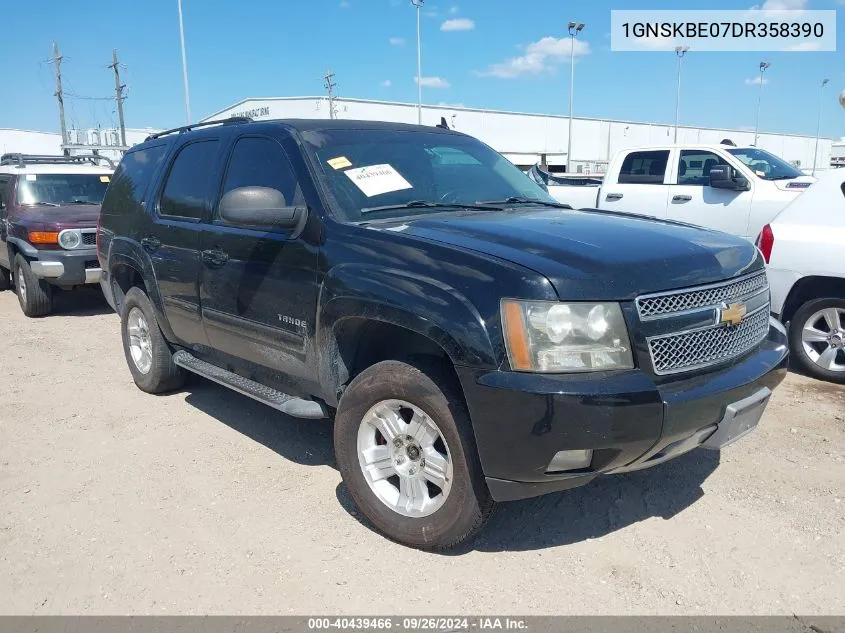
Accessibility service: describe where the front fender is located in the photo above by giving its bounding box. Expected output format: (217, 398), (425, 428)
(317, 263), (498, 400)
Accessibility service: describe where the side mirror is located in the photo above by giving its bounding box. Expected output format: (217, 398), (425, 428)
(218, 186), (305, 231)
(709, 165), (750, 191)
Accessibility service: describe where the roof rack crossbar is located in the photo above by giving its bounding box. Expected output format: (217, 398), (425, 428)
(0, 153), (114, 169)
(145, 116), (253, 141)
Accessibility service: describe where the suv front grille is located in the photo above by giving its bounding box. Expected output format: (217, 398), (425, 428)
(647, 306), (770, 375)
(636, 271), (768, 320)
(82, 232), (97, 246)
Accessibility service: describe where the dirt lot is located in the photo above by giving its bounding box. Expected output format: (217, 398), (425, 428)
(0, 288), (843, 615)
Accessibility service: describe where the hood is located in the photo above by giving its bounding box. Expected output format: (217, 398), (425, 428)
(376, 208), (762, 300)
(14, 204), (101, 231)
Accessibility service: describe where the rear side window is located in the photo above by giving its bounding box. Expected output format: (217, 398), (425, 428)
(159, 140), (220, 220)
(101, 144), (167, 215)
(221, 137), (301, 205)
(618, 150), (670, 185)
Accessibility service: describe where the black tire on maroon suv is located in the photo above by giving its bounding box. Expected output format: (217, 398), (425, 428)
(13, 254), (53, 317)
(0, 266), (10, 292)
(120, 286), (186, 394)
(333, 359), (494, 550)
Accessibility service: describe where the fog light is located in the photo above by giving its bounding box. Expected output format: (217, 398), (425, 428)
(546, 449), (593, 473)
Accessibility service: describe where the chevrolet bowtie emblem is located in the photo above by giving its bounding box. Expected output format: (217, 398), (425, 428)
(719, 302), (747, 328)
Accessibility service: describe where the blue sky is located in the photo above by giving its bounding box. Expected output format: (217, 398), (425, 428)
(3, 0), (844, 138)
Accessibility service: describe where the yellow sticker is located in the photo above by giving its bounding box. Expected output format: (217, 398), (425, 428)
(100, 175), (111, 183)
(327, 156), (352, 170)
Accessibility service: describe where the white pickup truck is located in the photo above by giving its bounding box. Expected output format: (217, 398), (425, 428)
(548, 144), (815, 241)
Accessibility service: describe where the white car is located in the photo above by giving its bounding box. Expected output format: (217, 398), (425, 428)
(757, 168), (845, 383)
(550, 144), (815, 240)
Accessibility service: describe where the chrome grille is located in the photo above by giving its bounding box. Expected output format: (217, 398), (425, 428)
(648, 306), (770, 375)
(637, 272), (768, 319)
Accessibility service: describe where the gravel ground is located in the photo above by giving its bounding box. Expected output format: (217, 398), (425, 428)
(0, 288), (843, 615)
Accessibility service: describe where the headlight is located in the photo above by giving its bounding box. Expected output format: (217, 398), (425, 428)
(58, 229), (82, 250)
(501, 299), (634, 373)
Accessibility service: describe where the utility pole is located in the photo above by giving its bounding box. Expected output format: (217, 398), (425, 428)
(109, 49), (127, 147)
(674, 46), (689, 144)
(177, 0), (191, 123)
(324, 70), (337, 120)
(566, 21), (585, 174)
(50, 42), (68, 152)
(812, 78), (830, 176)
(754, 60), (771, 147)
(412, 0), (424, 125)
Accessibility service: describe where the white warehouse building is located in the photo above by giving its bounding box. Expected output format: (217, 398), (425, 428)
(203, 96), (835, 174)
(0, 127), (160, 164)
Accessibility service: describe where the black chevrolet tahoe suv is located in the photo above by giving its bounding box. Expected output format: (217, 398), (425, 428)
(97, 117), (789, 549)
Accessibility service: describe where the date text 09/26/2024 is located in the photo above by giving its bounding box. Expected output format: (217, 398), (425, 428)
(307, 617), (528, 630)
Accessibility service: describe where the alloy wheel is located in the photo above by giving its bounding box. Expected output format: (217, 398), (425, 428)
(801, 307), (845, 373)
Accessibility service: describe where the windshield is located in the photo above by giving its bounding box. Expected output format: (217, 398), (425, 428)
(301, 129), (557, 222)
(16, 173), (110, 206)
(727, 148), (803, 181)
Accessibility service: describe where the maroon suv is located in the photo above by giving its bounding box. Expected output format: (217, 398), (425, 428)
(0, 153), (114, 316)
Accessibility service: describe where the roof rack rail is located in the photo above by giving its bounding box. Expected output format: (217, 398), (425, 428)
(145, 116), (253, 141)
(0, 153), (115, 169)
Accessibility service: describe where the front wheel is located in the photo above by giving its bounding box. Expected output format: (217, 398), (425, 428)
(14, 254), (53, 317)
(334, 360), (494, 550)
(789, 297), (845, 384)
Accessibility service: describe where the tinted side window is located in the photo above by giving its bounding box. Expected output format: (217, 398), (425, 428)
(618, 150), (670, 185)
(101, 145), (167, 215)
(160, 140), (220, 220)
(678, 150), (729, 186)
(0, 176), (8, 210)
(221, 137), (301, 206)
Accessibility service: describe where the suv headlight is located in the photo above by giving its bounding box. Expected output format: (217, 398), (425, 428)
(501, 299), (634, 373)
(58, 229), (82, 250)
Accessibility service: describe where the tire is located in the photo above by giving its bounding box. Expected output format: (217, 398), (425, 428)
(13, 254), (53, 317)
(0, 266), (10, 292)
(334, 359), (494, 550)
(120, 286), (186, 393)
(789, 297), (845, 384)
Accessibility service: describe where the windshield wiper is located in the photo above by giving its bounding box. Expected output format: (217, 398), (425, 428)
(360, 200), (500, 214)
(768, 176), (799, 181)
(23, 201), (60, 207)
(478, 196), (572, 209)
(63, 200), (94, 204)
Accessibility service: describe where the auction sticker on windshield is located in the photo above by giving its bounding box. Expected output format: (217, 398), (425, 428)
(345, 164), (413, 197)
(327, 156), (352, 170)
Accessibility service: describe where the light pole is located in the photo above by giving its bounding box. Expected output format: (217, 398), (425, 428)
(812, 78), (830, 176)
(412, 0), (424, 125)
(567, 21), (584, 174)
(753, 60), (770, 147)
(673, 46), (689, 144)
(177, 0), (191, 123)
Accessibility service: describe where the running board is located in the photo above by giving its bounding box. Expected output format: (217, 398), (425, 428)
(172, 350), (327, 419)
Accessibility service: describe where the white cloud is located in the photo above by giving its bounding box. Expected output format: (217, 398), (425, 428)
(449, 5), (459, 13)
(389, 37), (405, 46)
(756, 0), (807, 8)
(784, 41), (823, 51)
(415, 76), (450, 88)
(476, 36), (590, 79)
(441, 18), (474, 31)
(381, 80), (392, 87)
(631, 35), (682, 50)
(745, 76), (770, 85)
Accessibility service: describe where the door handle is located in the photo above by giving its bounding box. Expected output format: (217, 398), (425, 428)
(140, 236), (161, 252)
(202, 248), (229, 267)
(605, 193), (623, 201)
(672, 195), (693, 202)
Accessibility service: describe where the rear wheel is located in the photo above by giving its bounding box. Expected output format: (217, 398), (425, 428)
(13, 254), (53, 317)
(120, 286), (186, 393)
(789, 297), (845, 384)
(334, 360), (494, 549)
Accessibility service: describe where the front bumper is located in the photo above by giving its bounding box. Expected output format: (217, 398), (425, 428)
(457, 319), (789, 502)
(29, 248), (102, 287)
